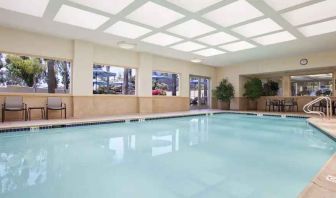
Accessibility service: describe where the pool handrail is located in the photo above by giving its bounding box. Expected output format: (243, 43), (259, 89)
(303, 96), (332, 119)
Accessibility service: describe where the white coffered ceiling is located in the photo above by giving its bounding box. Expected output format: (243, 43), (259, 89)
(0, 0), (336, 67)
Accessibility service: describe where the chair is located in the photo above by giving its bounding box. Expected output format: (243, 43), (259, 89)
(2, 96), (27, 122)
(283, 98), (298, 112)
(265, 99), (273, 111)
(46, 97), (66, 119)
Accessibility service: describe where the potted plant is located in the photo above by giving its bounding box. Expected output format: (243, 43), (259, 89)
(213, 79), (234, 110)
(263, 80), (279, 96)
(243, 78), (263, 110)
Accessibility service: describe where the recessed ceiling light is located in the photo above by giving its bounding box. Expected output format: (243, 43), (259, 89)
(117, 41), (136, 49)
(298, 19), (336, 37)
(126, 1), (184, 28)
(232, 18), (283, 37)
(253, 31), (296, 45)
(193, 48), (226, 57)
(68, 0), (134, 15)
(190, 58), (202, 63)
(171, 41), (206, 52)
(167, 19), (215, 38)
(203, 0), (263, 27)
(220, 41), (256, 52)
(282, 0), (336, 26)
(104, 21), (151, 39)
(0, 0), (49, 17)
(197, 32), (238, 46)
(166, 0), (222, 12)
(142, 33), (183, 46)
(54, 5), (109, 29)
(264, 0), (312, 11)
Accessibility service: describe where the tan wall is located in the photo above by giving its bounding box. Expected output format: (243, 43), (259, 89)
(217, 50), (336, 110)
(152, 97), (189, 113)
(0, 26), (218, 118)
(73, 96), (138, 118)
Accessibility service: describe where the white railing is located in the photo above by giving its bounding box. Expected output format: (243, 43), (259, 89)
(303, 96), (332, 119)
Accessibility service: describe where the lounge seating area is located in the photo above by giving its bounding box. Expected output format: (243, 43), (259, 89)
(265, 98), (299, 112)
(1, 96), (66, 122)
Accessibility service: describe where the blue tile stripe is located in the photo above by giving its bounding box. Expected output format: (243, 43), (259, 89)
(0, 112), (309, 133)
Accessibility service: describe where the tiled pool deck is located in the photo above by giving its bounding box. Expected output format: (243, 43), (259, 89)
(0, 109), (335, 198)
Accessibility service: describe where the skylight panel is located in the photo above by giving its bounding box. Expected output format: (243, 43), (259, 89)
(166, 0), (222, 12)
(232, 18), (283, 37)
(170, 41), (206, 52)
(263, 0), (312, 11)
(193, 48), (226, 57)
(0, 0), (49, 17)
(142, 33), (183, 46)
(220, 41), (256, 52)
(126, 1), (184, 28)
(68, 0), (134, 15)
(104, 21), (151, 39)
(282, 0), (336, 26)
(167, 19), (215, 38)
(54, 5), (109, 29)
(253, 31), (296, 45)
(197, 32), (238, 46)
(203, 0), (263, 27)
(298, 19), (336, 37)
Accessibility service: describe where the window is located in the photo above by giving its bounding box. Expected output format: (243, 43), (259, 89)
(0, 52), (71, 93)
(291, 73), (333, 96)
(93, 64), (136, 95)
(152, 71), (179, 96)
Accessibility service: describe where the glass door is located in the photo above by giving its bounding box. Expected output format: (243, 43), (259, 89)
(190, 75), (210, 110)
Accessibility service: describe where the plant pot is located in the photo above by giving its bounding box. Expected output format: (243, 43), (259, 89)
(217, 100), (230, 110)
(247, 100), (257, 110)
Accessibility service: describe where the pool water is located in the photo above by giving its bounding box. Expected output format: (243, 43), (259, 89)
(0, 114), (335, 198)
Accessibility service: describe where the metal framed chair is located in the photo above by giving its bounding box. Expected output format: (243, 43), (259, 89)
(46, 97), (66, 119)
(265, 99), (273, 111)
(2, 96), (27, 122)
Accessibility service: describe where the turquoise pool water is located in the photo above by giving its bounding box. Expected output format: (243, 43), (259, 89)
(0, 114), (335, 198)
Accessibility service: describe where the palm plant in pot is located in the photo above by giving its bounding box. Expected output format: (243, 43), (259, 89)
(243, 78), (263, 110)
(213, 79), (234, 110)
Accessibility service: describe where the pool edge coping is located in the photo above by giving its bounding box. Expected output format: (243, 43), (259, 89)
(0, 111), (310, 133)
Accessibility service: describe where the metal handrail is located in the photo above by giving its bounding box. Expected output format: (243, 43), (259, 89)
(303, 96), (332, 119)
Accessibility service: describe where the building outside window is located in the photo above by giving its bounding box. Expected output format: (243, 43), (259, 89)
(291, 73), (333, 96)
(93, 64), (136, 95)
(152, 71), (179, 96)
(0, 52), (71, 93)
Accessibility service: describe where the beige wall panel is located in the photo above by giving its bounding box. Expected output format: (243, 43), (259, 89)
(0, 27), (73, 60)
(93, 44), (138, 67)
(73, 96), (138, 118)
(138, 97), (153, 114)
(152, 97), (189, 113)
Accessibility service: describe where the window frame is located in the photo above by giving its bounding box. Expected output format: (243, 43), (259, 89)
(0, 51), (73, 94)
(152, 69), (181, 97)
(92, 62), (137, 96)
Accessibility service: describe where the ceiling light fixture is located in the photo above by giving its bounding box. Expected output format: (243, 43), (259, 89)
(104, 21), (151, 39)
(68, 0), (134, 15)
(54, 5), (109, 29)
(117, 41), (136, 49)
(126, 1), (184, 28)
(0, 0), (50, 17)
(190, 58), (202, 63)
(203, 0), (263, 27)
(282, 0), (336, 26)
(253, 31), (296, 45)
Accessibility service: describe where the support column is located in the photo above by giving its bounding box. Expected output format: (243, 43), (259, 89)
(137, 53), (153, 114)
(282, 75), (291, 97)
